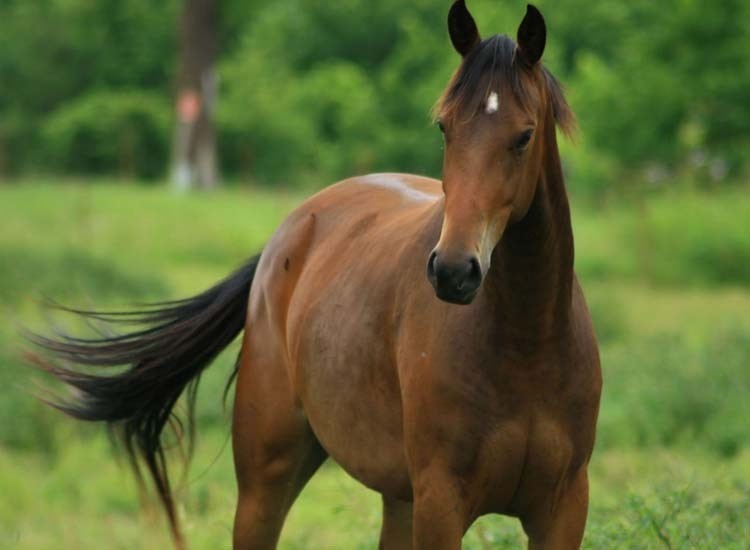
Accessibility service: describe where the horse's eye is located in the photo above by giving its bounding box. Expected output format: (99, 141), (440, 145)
(437, 120), (446, 134)
(512, 129), (534, 152)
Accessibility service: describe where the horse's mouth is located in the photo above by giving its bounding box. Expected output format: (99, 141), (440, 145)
(433, 285), (479, 306)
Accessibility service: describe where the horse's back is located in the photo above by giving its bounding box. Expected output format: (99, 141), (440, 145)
(289, 172), (442, 235)
(252, 172), (442, 321)
(252, 172), (439, 282)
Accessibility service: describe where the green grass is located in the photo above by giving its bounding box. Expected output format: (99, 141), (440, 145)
(572, 186), (750, 286)
(1, 180), (749, 548)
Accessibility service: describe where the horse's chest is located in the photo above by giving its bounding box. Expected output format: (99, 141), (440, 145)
(418, 352), (599, 514)
(466, 407), (585, 517)
(481, 367), (598, 513)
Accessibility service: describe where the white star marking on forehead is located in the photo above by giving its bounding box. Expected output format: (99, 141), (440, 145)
(486, 91), (500, 114)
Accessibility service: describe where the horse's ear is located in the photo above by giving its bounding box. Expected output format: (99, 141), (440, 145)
(516, 4), (546, 67)
(448, 0), (481, 57)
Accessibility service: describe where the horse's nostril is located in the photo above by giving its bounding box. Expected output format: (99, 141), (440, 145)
(427, 251), (438, 279)
(468, 257), (482, 282)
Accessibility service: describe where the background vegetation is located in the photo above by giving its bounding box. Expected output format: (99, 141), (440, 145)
(1, 0), (748, 193)
(1, 0), (748, 548)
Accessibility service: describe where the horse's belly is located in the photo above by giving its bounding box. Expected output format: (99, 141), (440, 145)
(292, 298), (412, 499)
(297, 346), (412, 498)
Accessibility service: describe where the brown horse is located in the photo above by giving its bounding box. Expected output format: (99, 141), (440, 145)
(30, 3), (601, 549)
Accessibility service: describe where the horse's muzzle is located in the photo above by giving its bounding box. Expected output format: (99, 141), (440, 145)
(426, 250), (482, 305)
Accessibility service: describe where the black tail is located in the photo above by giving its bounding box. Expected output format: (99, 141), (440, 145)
(26, 255), (261, 546)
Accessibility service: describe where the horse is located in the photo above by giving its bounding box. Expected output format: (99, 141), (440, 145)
(29, 2), (601, 548)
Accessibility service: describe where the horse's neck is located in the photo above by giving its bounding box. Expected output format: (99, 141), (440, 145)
(485, 136), (575, 343)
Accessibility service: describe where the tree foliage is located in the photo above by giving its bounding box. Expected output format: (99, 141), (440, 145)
(0, 0), (747, 190)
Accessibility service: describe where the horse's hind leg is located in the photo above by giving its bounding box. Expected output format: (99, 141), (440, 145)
(231, 329), (327, 550)
(379, 496), (413, 550)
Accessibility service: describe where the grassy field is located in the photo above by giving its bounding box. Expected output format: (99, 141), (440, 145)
(1, 181), (749, 549)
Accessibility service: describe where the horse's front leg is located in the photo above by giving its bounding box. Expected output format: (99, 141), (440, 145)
(522, 467), (589, 550)
(402, 368), (485, 549)
(407, 422), (487, 549)
(410, 464), (471, 550)
(379, 496), (413, 550)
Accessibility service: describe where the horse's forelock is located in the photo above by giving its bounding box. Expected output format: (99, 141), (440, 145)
(434, 34), (574, 135)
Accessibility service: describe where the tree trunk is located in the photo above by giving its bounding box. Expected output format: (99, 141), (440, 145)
(172, 0), (219, 190)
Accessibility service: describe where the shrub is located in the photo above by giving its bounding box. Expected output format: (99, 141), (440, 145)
(597, 326), (750, 456)
(574, 189), (750, 287)
(42, 91), (170, 179)
(641, 191), (750, 286)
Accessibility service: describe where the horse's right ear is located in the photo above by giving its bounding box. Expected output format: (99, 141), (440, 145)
(448, 0), (481, 57)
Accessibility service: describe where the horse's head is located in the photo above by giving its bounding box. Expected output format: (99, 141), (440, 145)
(427, 1), (573, 305)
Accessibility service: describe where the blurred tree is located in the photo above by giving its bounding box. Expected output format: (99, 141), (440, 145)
(0, 0), (747, 191)
(43, 91), (170, 179)
(0, 0), (178, 178)
(172, 0), (219, 189)
(566, 0), (750, 184)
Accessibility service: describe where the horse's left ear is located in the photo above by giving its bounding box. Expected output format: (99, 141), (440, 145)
(448, 0), (481, 57)
(516, 4), (546, 67)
